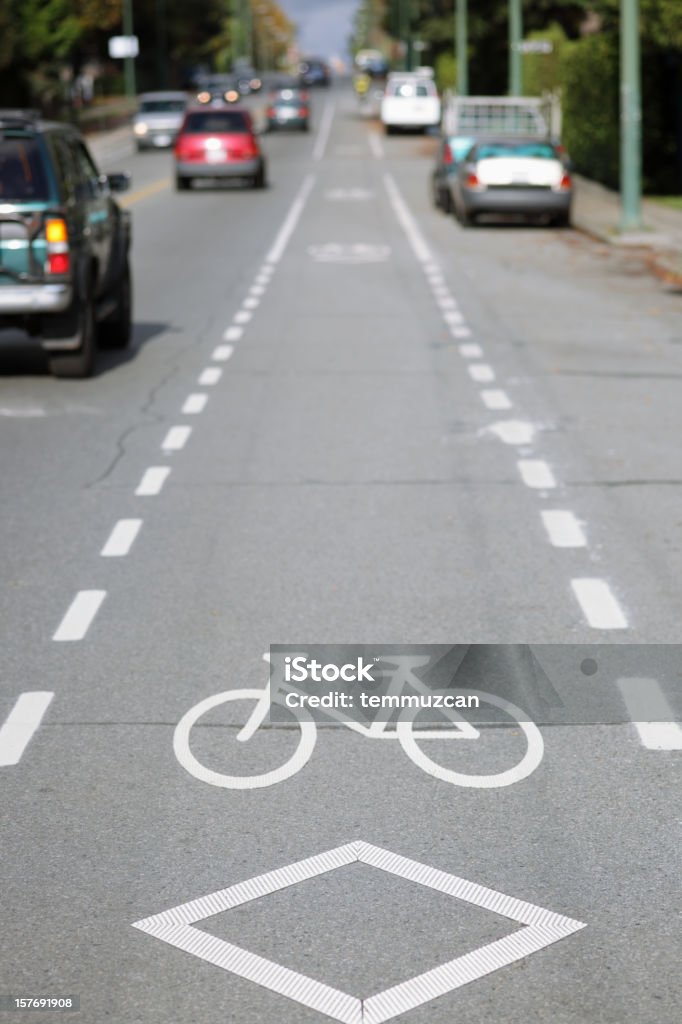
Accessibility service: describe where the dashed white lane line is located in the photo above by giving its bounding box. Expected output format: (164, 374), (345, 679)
(265, 174), (316, 264)
(101, 518), (143, 557)
(224, 326), (243, 342)
(368, 131), (384, 159)
(383, 174), (432, 264)
(182, 394), (208, 415)
(487, 420), (535, 446)
(136, 467), (171, 497)
(199, 367), (223, 386)
(312, 100), (336, 161)
(250, 284), (266, 296)
(53, 590), (107, 642)
(571, 578), (628, 630)
(0, 692), (54, 767)
(243, 296), (260, 309)
(468, 363), (495, 383)
(234, 310), (252, 324)
(436, 296), (458, 310)
(451, 326), (472, 338)
(443, 310), (465, 325)
(459, 343), (483, 359)
(481, 389), (512, 411)
(518, 459), (556, 490)
(212, 345), (234, 362)
(162, 426), (192, 451)
(616, 678), (682, 750)
(541, 510), (587, 548)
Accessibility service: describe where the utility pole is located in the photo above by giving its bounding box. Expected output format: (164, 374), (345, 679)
(619, 0), (642, 231)
(456, 0), (468, 95)
(122, 0), (136, 98)
(509, 0), (522, 95)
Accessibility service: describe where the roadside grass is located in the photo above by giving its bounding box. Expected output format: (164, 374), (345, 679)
(648, 196), (682, 211)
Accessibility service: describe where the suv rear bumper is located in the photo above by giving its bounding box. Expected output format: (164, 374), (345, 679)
(175, 158), (261, 179)
(0, 283), (73, 314)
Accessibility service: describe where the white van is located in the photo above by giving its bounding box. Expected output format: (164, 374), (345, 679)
(381, 73), (441, 133)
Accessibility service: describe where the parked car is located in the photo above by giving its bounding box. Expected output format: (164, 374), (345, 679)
(431, 134), (477, 212)
(298, 59), (330, 88)
(381, 72), (441, 134)
(450, 137), (572, 226)
(133, 92), (188, 150)
(0, 110), (132, 378)
(266, 88), (310, 132)
(173, 107), (266, 190)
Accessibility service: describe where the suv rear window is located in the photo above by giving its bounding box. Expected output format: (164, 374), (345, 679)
(183, 112), (249, 134)
(0, 137), (49, 200)
(474, 142), (558, 160)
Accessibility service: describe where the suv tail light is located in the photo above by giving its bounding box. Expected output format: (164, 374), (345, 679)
(45, 217), (70, 276)
(443, 143), (453, 166)
(466, 172), (484, 190)
(298, 106), (309, 118)
(555, 172), (572, 191)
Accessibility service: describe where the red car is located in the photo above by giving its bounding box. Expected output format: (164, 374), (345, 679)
(173, 107), (267, 191)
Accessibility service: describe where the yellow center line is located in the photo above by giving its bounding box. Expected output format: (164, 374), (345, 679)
(119, 177), (171, 208)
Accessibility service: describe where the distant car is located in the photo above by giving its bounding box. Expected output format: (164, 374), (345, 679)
(0, 109), (132, 377)
(450, 137), (572, 226)
(431, 134), (477, 212)
(195, 76), (241, 105)
(381, 73), (441, 134)
(266, 88), (310, 132)
(233, 67), (263, 95)
(173, 107), (266, 190)
(298, 59), (330, 88)
(133, 92), (188, 150)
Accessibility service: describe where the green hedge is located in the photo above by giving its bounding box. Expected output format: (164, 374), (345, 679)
(560, 32), (620, 190)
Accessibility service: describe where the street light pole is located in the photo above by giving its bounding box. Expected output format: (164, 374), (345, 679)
(620, 0), (642, 231)
(456, 0), (468, 95)
(509, 0), (522, 95)
(122, 0), (136, 98)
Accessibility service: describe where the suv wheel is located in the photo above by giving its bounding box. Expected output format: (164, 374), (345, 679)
(46, 288), (96, 379)
(176, 175), (191, 191)
(99, 257), (132, 349)
(252, 164), (267, 189)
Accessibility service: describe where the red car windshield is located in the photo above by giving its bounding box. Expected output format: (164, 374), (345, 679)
(182, 112), (249, 134)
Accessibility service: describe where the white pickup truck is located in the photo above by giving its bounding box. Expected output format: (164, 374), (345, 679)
(381, 71), (441, 134)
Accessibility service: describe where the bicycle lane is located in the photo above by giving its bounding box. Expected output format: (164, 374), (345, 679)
(3, 96), (681, 1023)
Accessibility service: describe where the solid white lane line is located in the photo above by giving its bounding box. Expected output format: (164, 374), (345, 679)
(224, 326), (243, 342)
(198, 367), (223, 386)
(481, 389), (512, 411)
(616, 678), (682, 750)
(243, 296), (260, 309)
(265, 174), (316, 264)
(53, 590), (106, 642)
(571, 578), (628, 629)
(136, 467), (171, 497)
(518, 459), (556, 490)
(368, 131), (384, 159)
(162, 426), (192, 451)
(541, 510), (586, 548)
(312, 100), (335, 161)
(468, 363), (495, 383)
(101, 518), (142, 558)
(0, 692), (54, 767)
(383, 174), (432, 264)
(459, 343), (483, 358)
(212, 345), (234, 362)
(182, 394), (208, 415)
(234, 310), (252, 324)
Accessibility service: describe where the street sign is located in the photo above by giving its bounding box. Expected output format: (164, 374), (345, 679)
(108, 36), (139, 59)
(517, 40), (553, 54)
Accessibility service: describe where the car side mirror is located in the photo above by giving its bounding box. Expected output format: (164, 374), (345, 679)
(107, 172), (131, 193)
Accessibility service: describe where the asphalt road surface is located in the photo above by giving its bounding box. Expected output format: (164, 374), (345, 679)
(1, 86), (681, 1024)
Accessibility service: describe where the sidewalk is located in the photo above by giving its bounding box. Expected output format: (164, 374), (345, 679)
(573, 175), (682, 284)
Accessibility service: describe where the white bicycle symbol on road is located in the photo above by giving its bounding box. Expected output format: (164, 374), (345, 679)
(173, 655), (544, 791)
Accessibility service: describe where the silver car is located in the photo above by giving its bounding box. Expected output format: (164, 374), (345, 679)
(133, 92), (188, 150)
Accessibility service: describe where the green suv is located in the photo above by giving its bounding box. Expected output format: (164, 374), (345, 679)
(0, 110), (132, 378)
